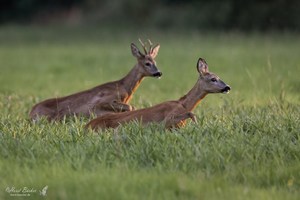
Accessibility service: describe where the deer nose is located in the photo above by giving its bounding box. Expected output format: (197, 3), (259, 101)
(153, 71), (162, 78)
(221, 85), (231, 93)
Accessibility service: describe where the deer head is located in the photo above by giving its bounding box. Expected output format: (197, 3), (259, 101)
(197, 58), (231, 94)
(131, 39), (162, 78)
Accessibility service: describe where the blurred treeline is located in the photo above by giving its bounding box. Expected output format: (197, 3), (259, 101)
(1, 0), (300, 31)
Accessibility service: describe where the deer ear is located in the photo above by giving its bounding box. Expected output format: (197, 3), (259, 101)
(150, 44), (160, 58)
(197, 58), (209, 75)
(131, 43), (144, 58)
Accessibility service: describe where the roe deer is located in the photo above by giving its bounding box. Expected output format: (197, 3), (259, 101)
(86, 58), (231, 130)
(30, 40), (162, 121)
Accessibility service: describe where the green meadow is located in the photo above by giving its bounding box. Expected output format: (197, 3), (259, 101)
(0, 26), (299, 199)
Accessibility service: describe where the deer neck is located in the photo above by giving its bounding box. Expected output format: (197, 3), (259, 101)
(179, 79), (208, 111)
(121, 64), (144, 97)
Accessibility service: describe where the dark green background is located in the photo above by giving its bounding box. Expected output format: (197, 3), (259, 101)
(1, 0), (300, 31)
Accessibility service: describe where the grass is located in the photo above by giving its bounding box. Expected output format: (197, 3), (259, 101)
(0, 25), (299, 199)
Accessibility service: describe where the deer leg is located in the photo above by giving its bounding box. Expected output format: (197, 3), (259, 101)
(165, 112), (197, 129)
(98, 101), (134, 112)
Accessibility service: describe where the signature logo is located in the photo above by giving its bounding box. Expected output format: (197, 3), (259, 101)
(5, 185), (48, 197)
(39, 185), (48, 196)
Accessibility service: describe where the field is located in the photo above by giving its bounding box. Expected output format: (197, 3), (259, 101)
(0, 26), (299, 199)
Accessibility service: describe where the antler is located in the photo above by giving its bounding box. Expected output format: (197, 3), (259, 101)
(147, 39), (153, 53)
(138, 38), (155, 55)
(138, 38), (147, 54)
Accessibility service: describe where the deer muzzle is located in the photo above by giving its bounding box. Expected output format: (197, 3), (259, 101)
(152, 71), (162, 78)
(221, 85), (231, 94)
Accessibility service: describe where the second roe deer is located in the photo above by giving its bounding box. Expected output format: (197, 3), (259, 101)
(30, 40), (162, 121)
(86, 58), (231, 130)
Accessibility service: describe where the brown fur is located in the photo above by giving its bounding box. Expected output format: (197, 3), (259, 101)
(29, 41), (162, 121)
(86, 58), (231, 131)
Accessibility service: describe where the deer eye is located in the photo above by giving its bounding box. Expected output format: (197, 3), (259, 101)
(211, 78), (217, 82)
(145, 62), (151, 67)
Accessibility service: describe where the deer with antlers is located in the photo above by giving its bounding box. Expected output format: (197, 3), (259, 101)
(86, 58), (231, 130)
(30, 40), (162, 121)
